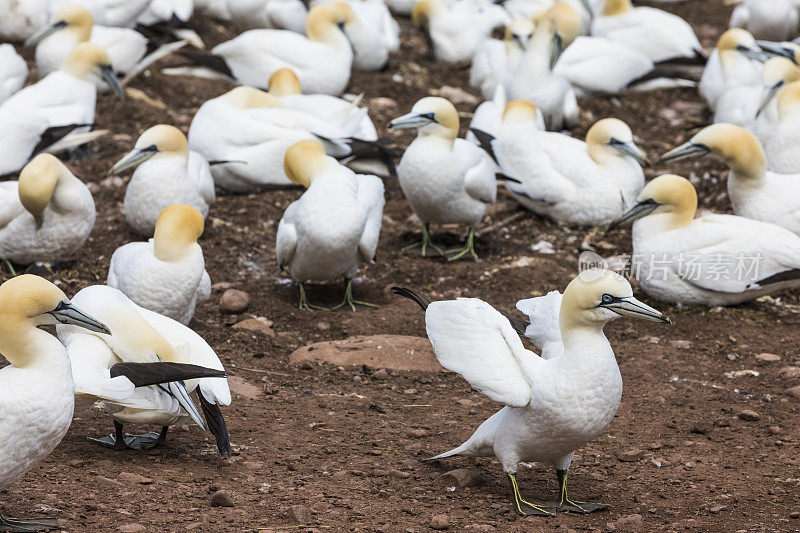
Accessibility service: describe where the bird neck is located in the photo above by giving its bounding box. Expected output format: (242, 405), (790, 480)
(0, 319), (68, 370)
(587, 143), (619, 166)
(601, 0), (630, 16)
(520, 25), (556, 73)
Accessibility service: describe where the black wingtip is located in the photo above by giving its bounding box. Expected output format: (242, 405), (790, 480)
(198, 388), (232, 457)
(177, 49), (233, 78)
(469, 127), (498, 164)
(109, 362), (228, 388)
(391, 287), (431, 310)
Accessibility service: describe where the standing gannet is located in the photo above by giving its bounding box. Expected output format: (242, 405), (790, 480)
(470, 19), (534, 100)
(730, 0), (799, 42)
(108, 205), (211, 325)
(592, 0), (703, 63)
(112, 124), (215, 236)
(0, 154), (95, 266)
(504, 2), (580, 130)
(478, 106), (647, 225)
(277, 140), (384, 310)
(610, 174), (800, 305)
(0, 44), (27, 104)
(57, 285), (232, 455)
(0, 275), (110, 531)
(397, 268), (669, 516)
(412, 0), (510, 63)
(390, 97), (496, 260)
(168, 2), (356, 95)
(699, 29), (765, 113)
(661, 123), (800, 235)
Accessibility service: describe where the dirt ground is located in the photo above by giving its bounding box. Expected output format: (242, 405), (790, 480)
(1, 0), (799, 531)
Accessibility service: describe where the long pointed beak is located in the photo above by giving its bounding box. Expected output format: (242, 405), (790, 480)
(110, 145), (157, 175)
(603, 296), (671, 323)
(757, 40), (798, 63)
(47, 301), (111, 334)
(613, 140), (649, 166)
(608, 200), (659, 230)
(757, 80), (783, 117)
(659, 142), (710, 164)
(24, 21), (66, 47)
(167, 381), (207, 431)
(737, 44), (768, 62)
(99, 64), (125, 100)
(389, 113), (433, 130)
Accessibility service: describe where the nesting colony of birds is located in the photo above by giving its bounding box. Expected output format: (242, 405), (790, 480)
(0, 0), (798, 530)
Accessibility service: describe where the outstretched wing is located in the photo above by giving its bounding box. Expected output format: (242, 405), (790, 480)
(425, 298), (542, 407)
(516, 290), (564, 360)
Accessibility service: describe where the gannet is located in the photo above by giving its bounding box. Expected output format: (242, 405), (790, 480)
(397, 268), (669, 516)
(385, 0), (415, 16)
(610, 173), (800, 305)
(504, 2), (580, 130)
(761, 80), (800, 173)
(661, 123), (800, 235)
(112, 124), (215, 236)
(168, 2), (356, 95)
(592, 0), (703, 63)
(0, 275), (110, 531)
(108, 205), (211, 325)
(412, 0), (510, 63)
(0, 44), (27, 104)
(0, 154), (95, 267)
(467, 86), (545, 143)
(57, 284), (232, 455)
(136, 0), (205, 48)
(390, 97), (496, 260)
(49, 0), (151, 28)
(477, 107), (646, 225)
(730, 0), (799, 42)
(699, 28), (766, 112)
(208, 0), (308, 33)
(503, 0), (597, 34)
(470, 18), (534, 100)
(277, 139), (384, 310)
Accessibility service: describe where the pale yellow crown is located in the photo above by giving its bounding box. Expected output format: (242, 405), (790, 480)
(136, 124), (189, 155)
(586, 117), (634, 146)
(762, 56), (800, 86)
(306, 2), (356, 42)
(690, 123), (765, 178)
(63, 42), (111, 78)
(717, 28), (755, 52)
(777, 80), (800, 118)
(54, 4), (93, 41)
(636, 173), (697, 228)
(560, 269), (632, 329)
(153, 204), (205, 262)
(225, 86), (284, 109)
(412, 96), (459, 139)
(268, 68), (302, 97)
(502, 99), (539, 122)
(601, 0), (631, 16)
(544, 2), (582, 46)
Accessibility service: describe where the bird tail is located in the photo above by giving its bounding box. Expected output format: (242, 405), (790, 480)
(162, 49), (234, 80)
(40, 128), (108, 155)
(122, 39), (188, 87)
(391, 286), (431, 310)
(425, 442), (471, 461)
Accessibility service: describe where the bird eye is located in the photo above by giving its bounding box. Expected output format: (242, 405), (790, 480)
(421, 112), (435, 120)
(601, 294), (613, 304)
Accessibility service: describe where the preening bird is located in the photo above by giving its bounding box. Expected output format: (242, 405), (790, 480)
(610, 173), (800, 305)
(112, 124), (215, 236)
(276, 139), (385, 310)
(396, 268), (669, 516)
(390, 97), (496, 261)
(108, 204), (211, 325)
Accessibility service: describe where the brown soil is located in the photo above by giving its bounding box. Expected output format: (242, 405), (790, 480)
(2, 1), (799, 531)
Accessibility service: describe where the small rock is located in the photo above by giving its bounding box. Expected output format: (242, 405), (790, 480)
(690, 421), (709, 434)
(316, 321), (330, 331)
(616, 449), (645, 462)
(228, 376), (262, 399)
(785, 385), (800, 399)
(437, 86), (479, 105)
(669, 340), (693, 349)
(408, 428), (429, 438)
(372, 368), (388, 380)
(389, 469), (410, 479)
(790, 511), (800, 519)
(779, 366), (800, 379)
(457, 399), (477, 407)
(738, 410), (760, 421)
(615, 514), (643, 530)
(289, 504), (311, 524)
(768, 426), (782, 434)
(726, 353), (739, 361)
(118, 525), (146, 532)
(219, 289), (249, 314)
(232, 317), (274, 336)
(210, 490), (234, 507)
(755, 353), (781, 363)
(714, 418), (731, 427)
(118, 472), (152, 485)
(436, 469), (483, 488)
(429, 514), (450, 530)
(708, 505), (726, 514)
(211, 281), (232, 291)
(370, 97), (398, 109)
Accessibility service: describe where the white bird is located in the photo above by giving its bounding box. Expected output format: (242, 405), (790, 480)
(0, 153), (95, 266)
(390, 97), (496, 261)
(467, 86), (545, 143)
(478, 104), (647, 225)
(0, 44), (27, 104)
(761, 80), (800, 173)
(592, 0), (703, 64)
(277, 139), (385, 310)
(108, 204), (211, 325)
(168, 2), (356, 95)
(699, 28), (766, 113)
(412, 0), (510, 63)
(384, 0), (415, 16)
(57, 284), (232, 455)
(217, 0), (309, 32)
(136, 0), (205, 48)
(112, 124), (215, 236)
(661, 123), (800, 236)
(0, 274), (110, 531)
(503, 0), (596, 34)
(730, 0), (799, 42)
(470, 18), (534, 100)
(610, 173), (800, 305)
(505, 2), (580, 130)
(49, 0), (151, 28)
(397, 268), (669, 516)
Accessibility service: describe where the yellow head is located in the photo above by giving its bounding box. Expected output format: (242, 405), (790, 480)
(504, 19), (534, 51)
(762, 56), (800, 86)
(585, 118), (648, 165)
(502, 99), (539, 122)
(601, 0), (631, 16)
(544, 2), (582, 47)
(25, 4), (93, 46)
(268, 68), (302, 97)
(412, 0), (443, 28)
(63, 42), (111, 78)
(224, 86), (284, 109)
(306, 2), (356, 43)
(717, 28), (756, 53)
(777, 80), (800, 118)
(610, 174), (697, 231)
(283, 139), (332, 188)
(18, 154), (67, 227)
(389, 97), (460, 141)
(110, 124), (189, 175)
(153, 204), (205, 262)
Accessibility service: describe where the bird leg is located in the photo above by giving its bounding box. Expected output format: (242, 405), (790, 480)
(297, 283), (328, 312)
(0, 513), (58, 532)
(402, 223), (446, 258)
(331, 279), (377, 312)
(546, 469), (608, 513)
(87, 421), (167, 451)
(506, 473), (553, 517)
(446, 227), (479, 261)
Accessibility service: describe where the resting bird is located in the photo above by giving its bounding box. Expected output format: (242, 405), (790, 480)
(390, 97), (496, 261)
(108, 204), (211, 325)
(277, 139), (385, 310)
(112, 124), (215, 236)
(699, 29), (766, 115)
(57, 284), (232, 455)
(730, 0), (799, 42)
(610, 173), (800, 305)
(0, 275), (110, 531)
(0, 154), (95, 267)
(0, 44), (27, 104)
(660, 123), (800, 236)
(396, 268), (669, 516)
